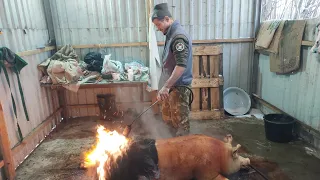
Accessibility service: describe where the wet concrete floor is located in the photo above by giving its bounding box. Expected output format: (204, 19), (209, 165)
(15, 110), (320, 180)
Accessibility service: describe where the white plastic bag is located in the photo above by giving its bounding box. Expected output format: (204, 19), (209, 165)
(101, 54), (124, 74)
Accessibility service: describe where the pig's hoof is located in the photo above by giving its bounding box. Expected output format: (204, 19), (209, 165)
(223, 134), (233, 143)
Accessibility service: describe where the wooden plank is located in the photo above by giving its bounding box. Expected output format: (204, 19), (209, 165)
(62, 89), (69, 122)
(67, 102), (152, 115)
(192, 38), (254, 44)
(140, 83), (144, 102)
(12, 108), (62, 155)
(17, 46), (55, 57)
(78, 90), (88, 117)
(154, 38), (254, 46)
(210, 88), (220, 109)
(57, 42), (149, 49)
(12, 108), (62, 169)
(50, 89), (60, 132)
(192, 56), (200, 78)
(209, 55), (220, 78)
(193, 46), (222, 56)
(58, 39), (254, 49)
(40, 81), (148, 89)
(191, 78), (222, 88)
(200, 56), (209, 110)
(190, 110), (224, 120)
(253, 93), (319, 131)
(201, 88), (209, 110)
(301, 40), (315, 46)
(0, 104), (15, 180)
(201, 56), (209, 78)
(219, 85), (224, 109)
(191, 56), (200, 111)
(67, 102), (152, 109)
(69, 90), (79, 117)
(93, 88), (104, 116)
(86, 89), (96, 116)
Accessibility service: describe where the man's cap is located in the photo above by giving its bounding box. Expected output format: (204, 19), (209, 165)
(152, 3), (172, 21)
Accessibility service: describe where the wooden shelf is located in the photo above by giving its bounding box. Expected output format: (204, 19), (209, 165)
(40, 81), (147, 89)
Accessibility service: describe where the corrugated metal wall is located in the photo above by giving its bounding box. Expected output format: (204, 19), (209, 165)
(49, 0), (256, 92)
(0, 0), (56, 150)
(154, 0), (256, 92)
(49, 0), (149, 65)
(257, 18), (320, 132)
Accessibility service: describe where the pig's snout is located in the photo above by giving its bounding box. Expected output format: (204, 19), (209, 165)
(239, 157), (250, 168)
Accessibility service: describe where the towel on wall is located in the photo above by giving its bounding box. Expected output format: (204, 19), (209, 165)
(255, 20), (281, 49)
(147, 15), (161, 92)
(270, 20), (306, 74)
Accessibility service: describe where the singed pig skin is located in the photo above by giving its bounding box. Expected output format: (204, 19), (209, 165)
(155, 134), (250, 180)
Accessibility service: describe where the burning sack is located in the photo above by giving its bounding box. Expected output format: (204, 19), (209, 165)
(84, 129), (250, 180)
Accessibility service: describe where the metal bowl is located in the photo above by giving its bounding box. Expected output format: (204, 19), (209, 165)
(223, 87), (251, 116)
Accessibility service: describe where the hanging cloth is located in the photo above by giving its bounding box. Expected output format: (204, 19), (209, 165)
(0, 47), (29, 141)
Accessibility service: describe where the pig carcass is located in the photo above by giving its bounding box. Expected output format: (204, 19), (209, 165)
(155, 134), (250, 180)
(106, 134), (250, 180)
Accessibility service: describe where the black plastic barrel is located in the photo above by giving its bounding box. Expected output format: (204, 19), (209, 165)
(263, 114), (296, 143)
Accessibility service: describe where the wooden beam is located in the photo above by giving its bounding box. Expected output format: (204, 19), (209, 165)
(193, 45), (223, 55)
(157, 38), (254, 46)
(0, 104), (15, 180)
(190, 110), (224, 120)
(191, 78), (223, 88)
(17, 46), (55, 57)
(58, 42), (149, 49)
(67, 102), (152, 109)
(301, 40), (315, 46)
(12, 108), (62, 156)
(58, 38), (255, 49)
(41, 82), (148, 89)
(193, 38), (254, 44)
(0, 160), (4, 168)
(252, 93), (319, 133)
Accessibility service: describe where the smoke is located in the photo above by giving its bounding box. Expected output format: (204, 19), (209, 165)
(127, 103), (174, 140)
(112, 86), (174, 139)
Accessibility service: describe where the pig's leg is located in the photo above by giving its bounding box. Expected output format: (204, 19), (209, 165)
(213, 174), (229, 180)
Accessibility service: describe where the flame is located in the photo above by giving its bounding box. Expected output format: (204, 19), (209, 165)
(84, 125), (129, 180)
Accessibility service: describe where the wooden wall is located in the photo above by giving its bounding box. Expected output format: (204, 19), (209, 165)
(64, 84), (152, 119)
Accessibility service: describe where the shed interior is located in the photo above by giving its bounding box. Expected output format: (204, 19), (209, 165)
(0, 0), (320, 180)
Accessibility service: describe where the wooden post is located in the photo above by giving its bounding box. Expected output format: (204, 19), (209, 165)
(58, 89), (68, 123)
(50, 89), (60, 132)
(0, 103), (16, 180)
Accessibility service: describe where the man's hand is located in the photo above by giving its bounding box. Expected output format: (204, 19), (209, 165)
(157, 86), (170, 101)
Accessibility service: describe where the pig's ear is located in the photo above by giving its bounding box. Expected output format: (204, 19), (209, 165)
(232, 144), (241, 158)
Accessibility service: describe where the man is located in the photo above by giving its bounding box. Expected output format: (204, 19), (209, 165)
(152, 3), (193, 136)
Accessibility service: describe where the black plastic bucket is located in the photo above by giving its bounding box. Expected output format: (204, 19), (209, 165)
(263, 114), (296, 143)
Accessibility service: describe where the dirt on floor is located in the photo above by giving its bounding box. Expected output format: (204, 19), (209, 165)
(15, 111), (320, 180)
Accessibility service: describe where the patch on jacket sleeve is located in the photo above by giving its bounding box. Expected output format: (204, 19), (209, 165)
(170, 37), (189, 67)
(175, 42), (185, 52)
